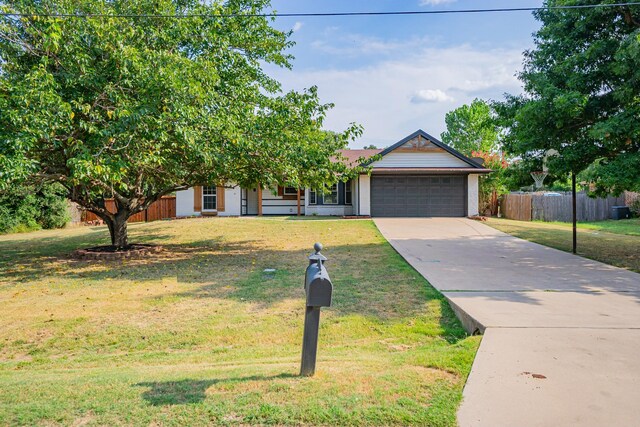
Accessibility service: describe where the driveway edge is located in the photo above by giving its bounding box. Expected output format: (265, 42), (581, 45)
(443, 294), (485, 335)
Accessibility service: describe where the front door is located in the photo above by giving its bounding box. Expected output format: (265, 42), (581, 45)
(246, 187), (259, 215)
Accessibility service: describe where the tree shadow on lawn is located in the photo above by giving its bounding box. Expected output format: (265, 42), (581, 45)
(169, 242), (450, 309)
(136, 373), (297, 406)
(0, 226), (471, 341)
(0, 226), (256, 284)
(0, 223), (177, 280)
(163, 241), (471, 343)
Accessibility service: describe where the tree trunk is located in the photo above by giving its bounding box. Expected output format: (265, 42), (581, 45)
(106, 218), (116, 244)
(111, 210), (130, 249)
(112, 214), (129, 249)
(491, 190), (498, 216)
(78, 192), (166, 250)
(101, 210), (130, 249)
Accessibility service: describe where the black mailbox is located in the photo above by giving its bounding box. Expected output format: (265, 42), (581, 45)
(305, 258), (332, 307)
(300, 242), (333, 376)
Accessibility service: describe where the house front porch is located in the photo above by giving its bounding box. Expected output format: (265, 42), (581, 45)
(176, 180), (357, 218)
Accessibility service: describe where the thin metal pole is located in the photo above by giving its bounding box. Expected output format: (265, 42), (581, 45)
(300, 306), (321, 376)
(572, 172), (577, 254)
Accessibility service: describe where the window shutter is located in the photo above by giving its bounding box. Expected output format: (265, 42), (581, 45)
(277, 186), (284, 197)
(194, 186), (202, 212)
(216, 186), (225, 212)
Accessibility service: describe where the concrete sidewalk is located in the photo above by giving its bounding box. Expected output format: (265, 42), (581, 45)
(375, 218), (640, 427)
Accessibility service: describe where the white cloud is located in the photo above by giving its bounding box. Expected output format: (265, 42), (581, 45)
(411, 89), (454, 103)
(419, 0), (457, 6)
(311, 33), (428, 56)
(292, 22), (303, 32)
(268, 44), (525, 147)
(310, 28), (441, 57)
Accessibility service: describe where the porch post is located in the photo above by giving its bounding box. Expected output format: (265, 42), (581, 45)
(297, 188), (301, 216)
(257, 185), (263, 216)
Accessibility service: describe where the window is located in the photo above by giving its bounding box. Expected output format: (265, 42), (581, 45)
(323, 183), (338, 204)
(344, 180), (352, 205)
(309, 189), (317, 205)
(284, 187), (298, 196)
(203, 186), (217, 210)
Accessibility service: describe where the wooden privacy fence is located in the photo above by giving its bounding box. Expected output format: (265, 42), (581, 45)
(82, 196), (176, 223)
(501, 192), (626, 222)
(502, 193), (532, 221)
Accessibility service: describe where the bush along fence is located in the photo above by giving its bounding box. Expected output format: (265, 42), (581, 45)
(626, 192), (640, 216)
(501, 192), (628, 222)
(81, 196), (176, 224)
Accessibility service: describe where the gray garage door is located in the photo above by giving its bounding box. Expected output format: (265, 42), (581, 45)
(371, 175), (466, 217)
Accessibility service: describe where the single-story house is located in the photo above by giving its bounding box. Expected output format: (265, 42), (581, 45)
(176, 129), (491, 218)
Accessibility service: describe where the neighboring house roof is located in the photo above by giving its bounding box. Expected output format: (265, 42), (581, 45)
(335, 149), (382, 166)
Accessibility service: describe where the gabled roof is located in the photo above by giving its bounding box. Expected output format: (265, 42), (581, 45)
(376, 129), (487, 169)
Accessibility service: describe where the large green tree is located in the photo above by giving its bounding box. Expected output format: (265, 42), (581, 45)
(441, 99), (504, 216)
(496, 0), (640, 195)
(441, 98), (500, 156)
(0, 0), (362, 248)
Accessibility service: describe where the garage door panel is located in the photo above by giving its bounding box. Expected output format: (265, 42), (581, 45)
(371, 175), (466, 217)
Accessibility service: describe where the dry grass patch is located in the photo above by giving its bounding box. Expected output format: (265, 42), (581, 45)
(0, 217), (479, 426)
(485, 218), (640, 272)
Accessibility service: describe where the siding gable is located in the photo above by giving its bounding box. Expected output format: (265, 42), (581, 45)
(394, 134), (445, 153)
(370, 130), (484, 170)
(370, 151), (470, 168)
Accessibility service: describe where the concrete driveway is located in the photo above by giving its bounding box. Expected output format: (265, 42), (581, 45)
(375, 218), (640, 427)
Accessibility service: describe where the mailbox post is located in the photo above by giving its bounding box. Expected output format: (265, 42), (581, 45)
(300, 242), (333, 377)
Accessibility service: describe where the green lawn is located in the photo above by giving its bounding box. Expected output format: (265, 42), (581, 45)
(485, 218), (640, 272)
(0, 218), (478, 426)
(543, 218), (640, 236)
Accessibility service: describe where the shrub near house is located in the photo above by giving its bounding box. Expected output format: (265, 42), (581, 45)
(471, 150), (508, 216)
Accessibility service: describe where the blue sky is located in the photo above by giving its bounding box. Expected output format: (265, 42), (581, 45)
(264, 0), (543, 148)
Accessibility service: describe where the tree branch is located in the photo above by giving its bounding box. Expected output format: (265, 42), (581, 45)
(623, 7), (640, 28)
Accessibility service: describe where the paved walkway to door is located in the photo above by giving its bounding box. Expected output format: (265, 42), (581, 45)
(375, 218), (640, 427)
